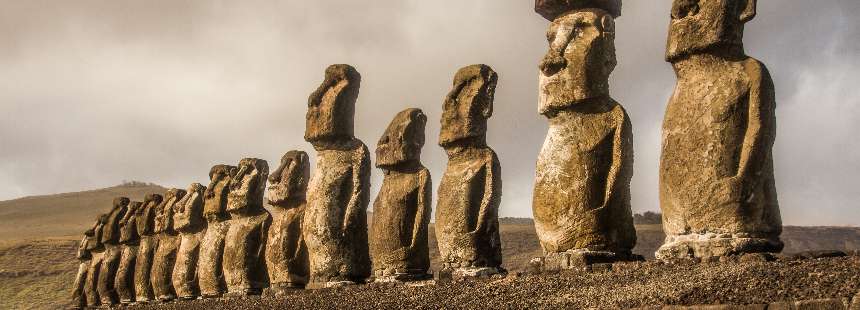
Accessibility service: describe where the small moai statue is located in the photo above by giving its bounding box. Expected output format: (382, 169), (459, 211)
(371, 108), (432, 282)
(134, 193), (164, 303)
(658, 0), (782, 259)
(84, 214), (107, 307)
(150, 188), (187, 302)
(223, 158), (272, 297)
(70, 226), (94, 309)
(435, 64), (504, 279)
(531, 0), (638, 270)
(172, 183), (206, 300)
(198, 165), (237, 298)
(302, 64), (372, 288)
(115, 200), (144, 304)
(265, 151), (311, 294)
(97, 197), (130, 306)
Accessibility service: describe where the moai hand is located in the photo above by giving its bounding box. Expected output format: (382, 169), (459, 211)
(223, 158), (271, 296)
(151, 188), (186, 302)
(198, 165), (237, 298)
(173, 183), (206, 300)
(134, 194), (163, 303)
(266, 151), (311, 293)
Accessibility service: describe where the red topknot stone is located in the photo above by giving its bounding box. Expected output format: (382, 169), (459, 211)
(535, 0), (622, 20)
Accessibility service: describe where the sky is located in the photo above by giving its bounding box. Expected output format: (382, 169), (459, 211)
(0, 0), (858, 226)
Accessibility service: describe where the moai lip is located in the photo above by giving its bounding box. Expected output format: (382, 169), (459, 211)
(266, 151), (311, 291)
(173, 183), (207, 300)
(535, 0), (622, 21)
(223, 158), (272, 296)
(198, 164), (237, 298)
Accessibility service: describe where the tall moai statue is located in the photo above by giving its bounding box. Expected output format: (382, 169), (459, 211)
(150, 188), (187, 301)
(133, 193), (163, 303)
(198, 164), (237, 298)
(97, 197), (130, 306)
(70, 225), (94, 309)
(531, 0), (638, 269)
(172, 183), (206, 300)
(84, 214), (107, 307)
(223, 158), (272, 296)
(371, 108), (432, 282)
(435, 64), (504, 278)
(265, 151), (311, 293)
(115, 200), (144, 304)
(657, 0), (782, 259)
(303, 64), (372, 287)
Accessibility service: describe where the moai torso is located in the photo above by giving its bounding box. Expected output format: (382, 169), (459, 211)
(223, 158), (271, 295)
(266, 151), (311, 289)
(198, 165), (236, 297)
(172, 183), (206, 299)
(371, 109), (432, 279)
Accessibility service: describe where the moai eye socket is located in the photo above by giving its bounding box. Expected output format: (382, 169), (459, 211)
(672, 0), (700, 19)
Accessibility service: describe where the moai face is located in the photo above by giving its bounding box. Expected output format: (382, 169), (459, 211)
(535, 0), (622, 20)
(439, 65), (497, 148)
(227, 158), (269, 214)
(666, 0), (756, 62)
(113, 197), (131, 211)
(267, 151), (310, 206)
(175, 183), (206, 231)
(538, 9), (616, 114)
(376, 108), (427, 169)
(154, 189), (186, 233)
(305, 64), (361, 144)
(204, 164), (238, 217)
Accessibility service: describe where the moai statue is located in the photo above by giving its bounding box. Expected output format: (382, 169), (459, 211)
(115, 200), (144, 304)
(198, 165), (237, 298)
(223, 158), (272, 296)
(265, 151), (310, 293)
(134, 194), (163, 303)
(435, 64), (504, 279)
(150, 188), (187, 302)
(658, 0), (782, 259)
(97, 197), (129, 305)
(371, 108), (432, 282)
(70, 226), (94, 309)
(172, 183), (206, 300)
(302, 64), (372, 287)
(531, 0), (638, 270)
(84, 214), (107, 307)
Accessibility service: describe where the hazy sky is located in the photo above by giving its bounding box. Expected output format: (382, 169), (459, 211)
(1, 0), (858, 226)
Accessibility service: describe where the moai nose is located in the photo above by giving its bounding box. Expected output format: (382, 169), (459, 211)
(540, 51), (567, 76)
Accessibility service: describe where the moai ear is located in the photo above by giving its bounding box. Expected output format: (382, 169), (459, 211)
(740, 0), (756, 23)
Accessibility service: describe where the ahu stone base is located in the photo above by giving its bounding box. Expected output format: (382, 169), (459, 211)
(530, 249), (644, 273)
(656, 233), (783, 260)
(373, 268), (433, 283)
(262, 283), (305, 297)
(434, 267), (506, 282)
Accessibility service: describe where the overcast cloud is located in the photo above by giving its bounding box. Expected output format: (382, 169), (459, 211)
(1, 0), (858, 226)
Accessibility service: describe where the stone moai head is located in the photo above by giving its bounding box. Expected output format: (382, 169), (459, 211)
(137, 194), (163, 216)
(154, 188), (186, 233)
(227, 158), (269, 214)
(175, 183), (206, 232)
(666, 0), (757, 62)
(112, 197), (131, 211)
(535, 0), (621, 20)
(439, 64), (497, 148)
(305, 64), (361, 144)
(538, 8), (617, 115)
(204, 164), (238, 217)
(126, 201), (142, 215)
(377, 108), (427, 169)
(267, 151), (310, 207)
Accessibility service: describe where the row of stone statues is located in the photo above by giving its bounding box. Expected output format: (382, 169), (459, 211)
(69, 0), (783, 307)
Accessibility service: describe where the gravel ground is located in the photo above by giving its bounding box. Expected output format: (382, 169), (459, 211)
(134, 255), (860, 309)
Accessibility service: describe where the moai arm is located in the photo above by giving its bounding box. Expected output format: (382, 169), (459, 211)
(410, 169), (432, 251)
(603, 109), (633, 209)
(342, 147), (371, 233)
(473, 152), (500, 234)
(733, 61), (775, 187)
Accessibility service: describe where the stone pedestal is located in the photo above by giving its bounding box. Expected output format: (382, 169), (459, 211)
(529, 249), (643, 273)
(656, 233), (783, 260)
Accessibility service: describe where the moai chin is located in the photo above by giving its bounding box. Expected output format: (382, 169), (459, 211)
(371, 108), (432, 282)
(303, 64), (372, 287)
(223, 158), (271, 296)
(150, 188), (186, 302)
(198, 164), (237, 298)
(531, 2), (638, 271)
(134, 194), (163, 302)
(435, 64), (504, 279)
(71, 225), (95, 309)
(658, 0), (782, 260)
(84, 214), (107, 307)
(172, 183), (206, 300)
(97, 197), (129, 306)
(265, 151), (311, 294)
(116, 200), (143, 304)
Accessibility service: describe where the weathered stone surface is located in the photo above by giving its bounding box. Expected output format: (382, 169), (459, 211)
(435, 65), (504, 275)
(85, 214), (107, 307)
(303, 64), (372, 286)
(266, 151), (311, 292)
(533, 8), (636, 259)
(151, 189), (186, 301)
(173, 183), (206, 300)
(97, 197), (129, 305)
(199, 164), (237, 298)
(223, 158), (272, 296)
(116, 200), (143, 304)
(371, 108), (432, 281)
(134, 194), (163, 302)
(535, 0), (622, 20)
(71, 228), (93, 309)
(658, 0), (782, 260)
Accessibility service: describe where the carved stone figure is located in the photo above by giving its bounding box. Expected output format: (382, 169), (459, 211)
(435, 65), (504, 278)
(116, 200), (144, 304)
(71, 226), (94, 309)
(223, 158), (272, 296)
(265, 151), (311, 293)
(532, 3), (637, 268)
(84, 214), (107, 307)
(658, 0), (782, 259)
(198, 165), (237, 298)
(371, 108), (432, 281)
(173, 183), (206, 300)
(150, 188), (186, 301)
(97, 197), (129, 305)
(134, 194), (163, 302)
(303, 64), (372, 287)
